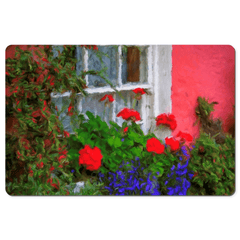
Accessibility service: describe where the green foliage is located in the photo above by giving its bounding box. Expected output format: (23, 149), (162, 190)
(67, 111), (178, 187)
(188, 132), (235, 195)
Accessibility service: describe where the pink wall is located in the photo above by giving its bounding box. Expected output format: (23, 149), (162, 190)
(171, 45), (235, 140)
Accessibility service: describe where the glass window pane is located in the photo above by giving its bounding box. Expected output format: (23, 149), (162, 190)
(75, 46), (84, 76)
(88, 46), (117, 88)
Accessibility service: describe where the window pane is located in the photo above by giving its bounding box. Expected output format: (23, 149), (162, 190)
(122, 49), (128, 84)
(51, 96), (74, 133)
(80, 94), (113, 124)
(88, 46), (117, 88)
(52, 45), (64, 57)
(75, 46), (84, 76)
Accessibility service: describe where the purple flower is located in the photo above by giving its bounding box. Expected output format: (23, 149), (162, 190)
(121, 138), (125, 142)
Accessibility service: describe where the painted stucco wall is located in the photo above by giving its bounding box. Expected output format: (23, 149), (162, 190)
(171, 45), (235, 140)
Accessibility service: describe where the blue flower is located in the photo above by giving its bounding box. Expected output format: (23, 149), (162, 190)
(179, 156), (183, 161)
(171, 165), (175, 171)
(118, 188), (125, 193)
(188, 172), (194, 180)
(71, 169), (75, 173)
(151, 188), (161, 195)
(156, 172), (160, 175)
(165, 180), (168, 185)
(176, 168), (188, 176)
(135, 157), (140, 161)
(121, 138), (125, 142)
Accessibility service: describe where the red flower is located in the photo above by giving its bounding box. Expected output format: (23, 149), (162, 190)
(156, 113), (177, 130)
(58, 165), (63, 168)
(79, 145), (103, 171)
(17, 108), (22, 112)
(93, 45), (98, 51)
(37, 162), (44, 169)
(63, 130), (70, 138)
(6, 72), (9, 76)
(123, 127), (128, 133)
(58, 155), (66, 162)
(49, 166), (55, 172)
(38, 154), (42, 159)
(213, 159), (216, 163)
(117, 108), (141, 122)
(176, 131), (193, 142)
(165, 137), (180, 151)
(55, 106), (58, 111)
(193, 172), (198, 178)
(59, 149), (68, 155)
(29, 167), (33, 177)
(32, 118), (37, 123)
(99, 94), (115, 103)
(68, 104), (74, 116)
(42, 58), (48, 62)
(132, 88), (146, 95)
(146, 138), (165, 154)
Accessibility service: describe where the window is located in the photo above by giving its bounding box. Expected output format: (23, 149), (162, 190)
(51, 45), (172, 139)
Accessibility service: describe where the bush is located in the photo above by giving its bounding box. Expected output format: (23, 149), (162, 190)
(188, 132), (235, 195)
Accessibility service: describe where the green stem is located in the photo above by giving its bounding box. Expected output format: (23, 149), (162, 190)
(132, 98), (137, 109)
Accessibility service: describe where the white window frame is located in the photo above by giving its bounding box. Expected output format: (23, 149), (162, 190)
(51, 45), (172, 140)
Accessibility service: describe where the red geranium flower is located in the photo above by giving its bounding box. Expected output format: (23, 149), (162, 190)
(146, 138), (165, 154)
(79, 145), (103, 171)
(117, 108), (141, 122)
(42, 58), (48, 62)
(123, 127), (128, 133)
(156, 113), (177, 130)
(165, 137), (180, 151)
(176, 131), (193, 142)
(132, 88), (146, 95)
(99, 94), (115, 103)
(93, 45), (98, 51)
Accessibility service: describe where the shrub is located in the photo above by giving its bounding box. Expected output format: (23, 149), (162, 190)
(188, 132), (235, 195)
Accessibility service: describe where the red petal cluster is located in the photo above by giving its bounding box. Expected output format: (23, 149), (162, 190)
(146, 138), (165, 154)
(117, 108), (141, 122)
(99, 94), (115, 103)
(123, 127), (128, 133)
(37, 162), (44, 169)
(156, 113), (177, 130)
(79, 145), (103, 171)
(68, 103), (74, 116)
(176, 131), (193, 142)
(165, 137), (180, 151)
(132, 88), (146, 95)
